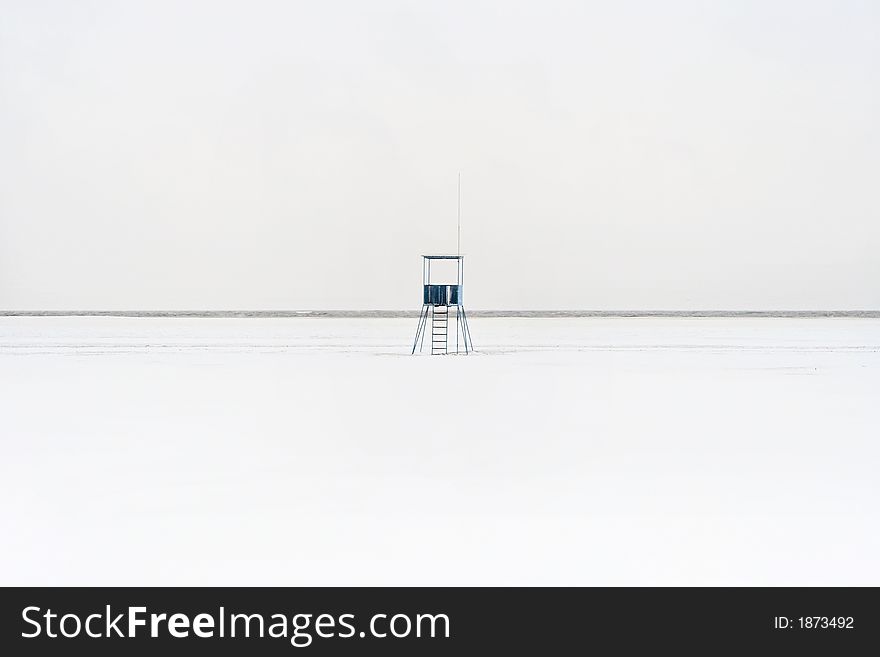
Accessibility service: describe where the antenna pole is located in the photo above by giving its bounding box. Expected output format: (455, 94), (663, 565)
(457, 172), (461, 256)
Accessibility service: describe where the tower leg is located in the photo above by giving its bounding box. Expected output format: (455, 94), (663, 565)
(459, 306), (474, 353)
(411, 304), (428, 354)
(420, 305), (431, 352)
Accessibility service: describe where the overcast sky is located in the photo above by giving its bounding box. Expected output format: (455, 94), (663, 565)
(1, 0), (878, 310)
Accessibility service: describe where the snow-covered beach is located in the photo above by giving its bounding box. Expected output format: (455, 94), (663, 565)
(2, 316), (878, 585)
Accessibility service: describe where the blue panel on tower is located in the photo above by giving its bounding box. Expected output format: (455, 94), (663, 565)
(424, 285), (462, 305)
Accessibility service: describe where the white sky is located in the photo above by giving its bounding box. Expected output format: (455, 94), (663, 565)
(1, 0), (878, 310)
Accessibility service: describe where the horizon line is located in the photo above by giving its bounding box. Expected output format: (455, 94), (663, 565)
(2, 310), (879, 319)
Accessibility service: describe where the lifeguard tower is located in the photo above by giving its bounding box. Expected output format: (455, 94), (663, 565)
(411, 255), (474, 355)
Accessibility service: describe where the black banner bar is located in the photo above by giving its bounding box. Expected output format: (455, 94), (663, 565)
(1, 587), (877, 655)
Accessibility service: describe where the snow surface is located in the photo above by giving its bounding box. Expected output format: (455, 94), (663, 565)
(1, 316), (879, 586)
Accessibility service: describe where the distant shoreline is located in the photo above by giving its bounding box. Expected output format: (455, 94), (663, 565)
(2, 310), (879, 319)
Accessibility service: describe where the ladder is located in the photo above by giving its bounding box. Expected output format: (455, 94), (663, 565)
(431, 305), (448, 355)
